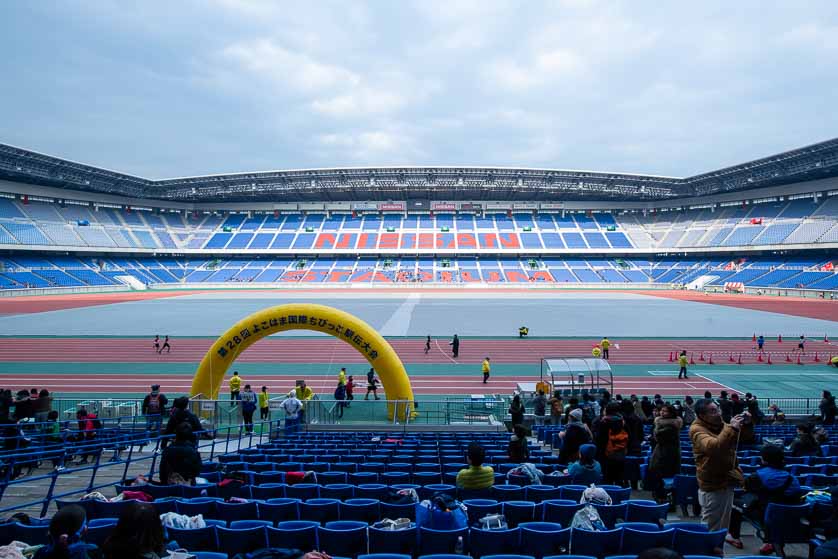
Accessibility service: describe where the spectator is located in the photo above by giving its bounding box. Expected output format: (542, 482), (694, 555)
(647, 404), (683, 501)
(159, 423), (202, 486)
(559, 408), (593, 464)
(102, 501), (165, 559)
(631, 395), (647, 423)
(682, 396), (696, 425)
(334, 381), (347, 419)
(33, 504), (99, 559)
(549, 391), (563, 426)
(13, 390), (33, 421)
(640, 395), (654, 418)
(730, 393), (745, 416)
(727, 444), (804, 553)
(789, 423), (821, 457)
(567, 443), (602, 485)
(295, 380), (314, 424)
(338, 367), (347, 386)
(564, 397), (580, 424)
(240, 384), (257, 434)
(821, 390), (837, 425)
(745, 394), (764, 424)
(595, 401), (629, 486)
(689, 398), (745, 540)
(33, 389), (52, 424)
(161, 397), (201, 449)
(456, 442), (494, 490)
(532, 390), (547, 426)
(259, 386), (270, 421)
(282, 390), (302, 435)
(508, 394), (525, 427)
(141, 384), (167, 434)
(345, 375), (356, 404)
(620, 399), (644, 456)
(229, 371), (242, 401)
(508, 424), (530, 463)
(718, 391), (733, 423)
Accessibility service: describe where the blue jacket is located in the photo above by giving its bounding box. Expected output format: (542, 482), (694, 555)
(568, 461), (603, 486)
(746, 466), (803, 503)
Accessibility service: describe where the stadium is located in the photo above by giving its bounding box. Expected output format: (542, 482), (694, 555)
(2, 1), (838, 556)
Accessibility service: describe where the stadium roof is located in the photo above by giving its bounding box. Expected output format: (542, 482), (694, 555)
(1, 138), (837, 203)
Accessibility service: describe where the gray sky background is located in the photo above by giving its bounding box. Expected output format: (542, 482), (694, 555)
(0, 1), (836, 179)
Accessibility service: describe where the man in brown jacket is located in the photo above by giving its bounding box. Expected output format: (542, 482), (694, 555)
(690, 398), (746, 540)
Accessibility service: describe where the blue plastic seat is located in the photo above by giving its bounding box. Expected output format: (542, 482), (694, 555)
(357, 483), (389, 500)
(319, 521), (369, 557)
(320, 470), (351, 483)
(469, 527), (520, 558)
(503, 501), (538, 528)
(762, 502), (813, 549)
(152, 498), (179, 516)
(351, 471), (380, 484)
(340, 498), (381, 524)
(56, 499), (97, 520)
(418, 526), (469, 556)
(672, 475), (700, 516)
(598, 486), (631, 504)
(360, 555), (411, 559)
(419, 484), (457, 501)
(142, 484), (183, 499)
(95, 499), (139, 519)
(268, 521), (319, 550)
(417, 555), (469, 559)
(518, 522), (570, 559)
(217, 525), (268, 556)
(368, 524), (418, 555)
(593, 503), (627, 529)
(672, 528), (727, 556)
(381, 501), (417, 521)
(662, 522), (706, 532)
(382, 471), (411, 485)
(192, 553), (227, 559)
(559, 485), (587, 502)
(616, 522), (660, 532)
(462, 499), (500, 525)
(492, 484), (525, 502)
(167, 525), (218, 551)
(229, 520), (272, 529)
(250, 483), (287, 500)
(321, 483), (356, 501)
(483, 556), (535, 559)
(525, 485), (562, 503)
(625, 502), (669, 525)
(215, 500), (259, 524)
(620, 528), (675, 554)
(12, 523), (49, 546)
(175, 497), (219, 517)
(414, 471), (442, 485)
(286, 483), (321, 500)
(542, 500), (583, 526)
(570, 527), (623, 558)
(254, 471), (285, 485)
(300, 498), (341, 524)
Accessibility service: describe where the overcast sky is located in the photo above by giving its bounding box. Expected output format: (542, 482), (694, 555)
(0, 1), (836, 180)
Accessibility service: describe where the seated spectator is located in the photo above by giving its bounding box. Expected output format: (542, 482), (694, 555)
(727, 444), (804, 553)
(33, 504), (100, 559)
(456, 442), (495, 490)
(558, 408), (593, 464)
(647, 404), (683, 501)
(789, 423), (820, 456)
(567, 443), (602, 485)
(161, 396), (202, 449)
(159, 423), (202, 486)
(508, 424), (530, 463)
(102, 501), (165, 559)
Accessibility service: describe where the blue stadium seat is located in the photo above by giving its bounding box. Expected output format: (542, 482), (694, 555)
(625, 502), (669, 524)
(300, 498), (341, 524)
(339, 498), (381, 524)
(259, 498), (300, 524)
(321, 483), (355, 500)
(469, 527), (520, 558)
(543, 500), (583, 526)
(570, 527), (623, 558)
(672, 528), (727, 556)
(368, 524), (418, 555)
(319, 521), (369, 557)
(418, 526), (469, 556)
(215, 500), (258, 524)
(250, 483), (286, 500)
(502, 501), (538, 527)
(268, 521), (319, 550)
(620, 528), (675, 554)
(518, 522), (570, 559)
(167, 525), (218, 552)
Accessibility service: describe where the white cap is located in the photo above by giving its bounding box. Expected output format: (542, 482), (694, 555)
(289, 390), (296, 397)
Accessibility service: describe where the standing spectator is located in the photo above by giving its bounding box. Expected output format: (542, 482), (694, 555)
(364, 369), (380, 400)
(567, 443), (602, 485)
(159, 423), (202, 486)
(726, 444), (804, 553)
(689, 398), (745, 539)
(641, 396), (654, 419)
(508, 394), (525, 427)
(682, 396), (696, 425)
(33, 388), (52, 424)
(259, 386), (270, 421)
(229, 371), (242, 401)
(345, 375), (356, 405)
(549, 391), (564, 426)
(718, 391), (733, 423)
(450, 334), (460, 358)
(789, 423), (821, 457)
(677, 350), (689, 379)
(33, 505), (98, 559)
(558, 408), (593, 464)
(295, 381), (314, 424)
(334, 382), (347, 419)
(821, 390), (837, 425)
(508, 424), (530, 463)
(744, 393), (763, 424)
(596, 402), (629, 486)
(600, 337), (611, 359)
(338, 367), (347, 386)
(621, 399), (644, 457)
(13, 390), (33, 421)
(240, 384), (257, 434)
(731, 393), (745, 416)
(532, 390), (547, 426)
(647, 404), (683, 501)
(482, 357), (491, 384)
(161, 397), (202, 449)
(281, 390), (302, 435)
(456, 442), (494, 490)
(102, 501), (166, 559)
(141, 384), (167, 434)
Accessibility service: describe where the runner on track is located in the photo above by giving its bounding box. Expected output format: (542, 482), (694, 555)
(153, 335), (160, 353)
(797, 335), (806, 353)
(159, 335), (171, 354)
(424, 335), (431, 354)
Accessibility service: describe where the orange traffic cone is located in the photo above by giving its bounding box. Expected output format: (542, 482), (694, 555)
(797, 353), (802, 365)
(699, 352), (705, 362)
(815, 353), (821, 362)
(668, 352), (674, 362)
(737, 353), (743, 365)
(767, 353), (772, 365)
(689, 353), (696, 365)
(729, 353), (736, 363)
(709, 354), (715, 365)
(786, 353), (792, 363)
(757, 353), (763, 362)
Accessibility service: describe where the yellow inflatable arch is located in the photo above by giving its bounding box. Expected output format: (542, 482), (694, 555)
(191, 303), (415, 420)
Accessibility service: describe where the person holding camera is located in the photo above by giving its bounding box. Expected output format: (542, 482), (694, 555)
(689, 398), (746, 543)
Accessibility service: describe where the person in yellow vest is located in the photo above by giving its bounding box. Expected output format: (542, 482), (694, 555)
(259, 386), (270, 420)
(338, 367), (347, 386)
(229, 371), (242, 401)
(830, 355), (838, 367)
(678, 350), (689, 379)
(600, 337), (611, 359)
(519, 326), (529, 338)
(295, 380), (314, 424)
(482, 357), (491, 384)
(592, 346), (602, 358)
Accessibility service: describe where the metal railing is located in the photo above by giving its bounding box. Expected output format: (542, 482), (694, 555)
(305, 397), (506, 426)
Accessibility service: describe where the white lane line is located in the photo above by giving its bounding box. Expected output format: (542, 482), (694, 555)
(435, 338), (458, 364)
(693, 373), (741, 394)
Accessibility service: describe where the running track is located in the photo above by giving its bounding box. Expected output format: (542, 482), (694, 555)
(0, 337), (832, 364)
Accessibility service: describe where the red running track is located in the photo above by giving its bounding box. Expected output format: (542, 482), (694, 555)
(641, 290), (838, 322)
(0, 373), (732, 396)
(0, 337), (833, 364)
